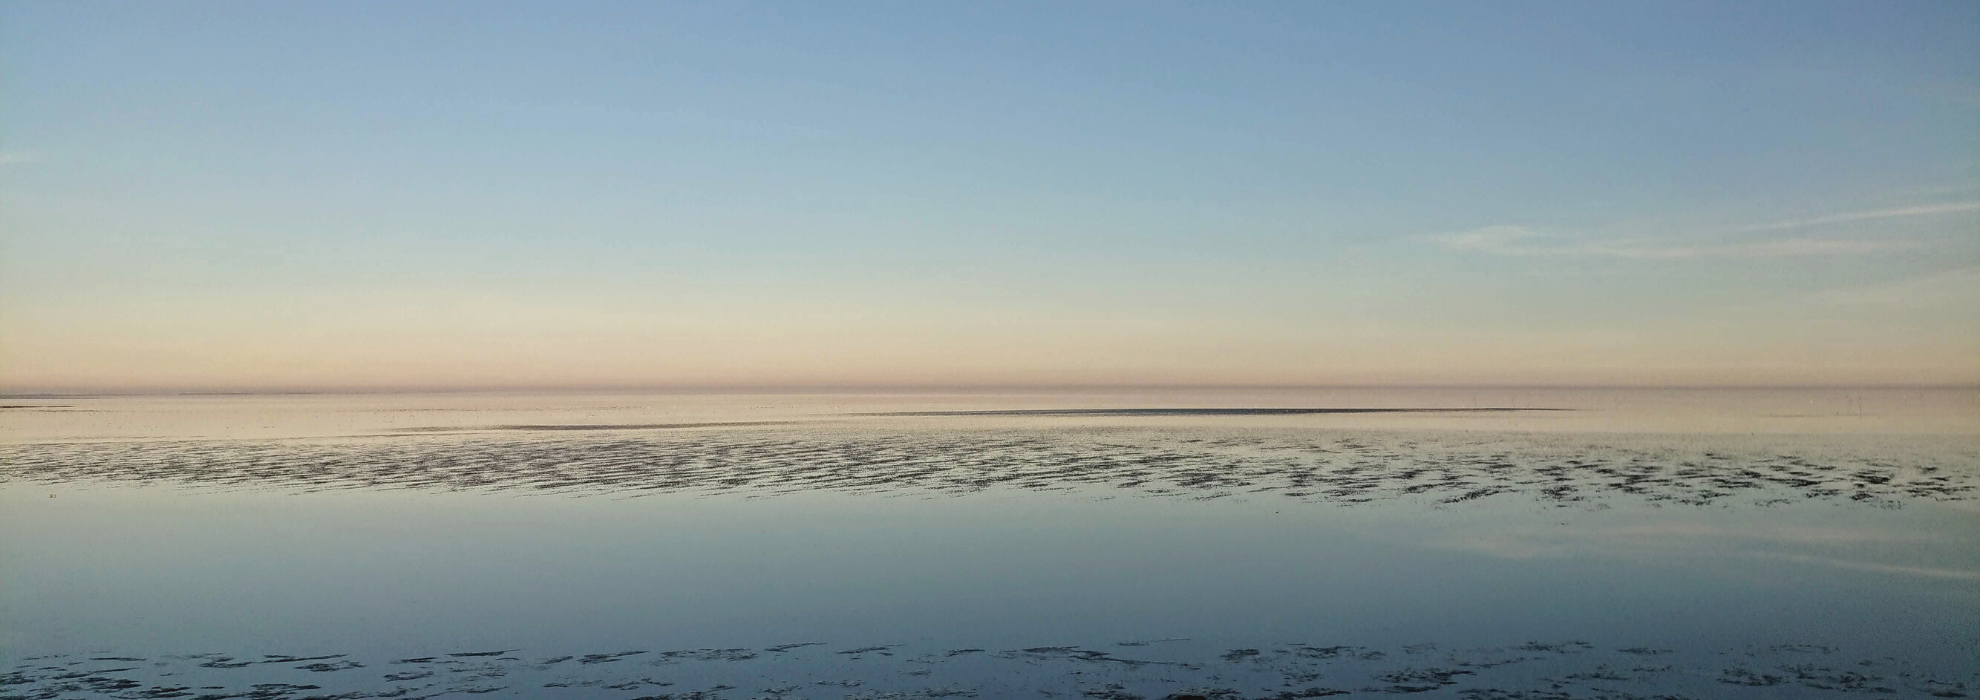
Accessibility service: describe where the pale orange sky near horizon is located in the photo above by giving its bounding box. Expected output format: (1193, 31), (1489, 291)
(4, 270), (1977, 392)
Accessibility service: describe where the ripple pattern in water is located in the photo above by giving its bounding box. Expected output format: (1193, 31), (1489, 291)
(2, 639), (1972, 700)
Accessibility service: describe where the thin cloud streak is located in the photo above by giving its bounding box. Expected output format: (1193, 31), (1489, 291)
(1438, 201), (1976, 259)
(1435, 226), (1914, 259)
(1732, 201), (1980, 233)
(1580, 238), (1913, 259)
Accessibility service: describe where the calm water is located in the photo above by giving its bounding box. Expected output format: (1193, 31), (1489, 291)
(2, 389), (1975, 699)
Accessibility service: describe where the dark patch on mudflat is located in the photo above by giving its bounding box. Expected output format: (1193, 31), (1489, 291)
(859, 407), (1565, 417)
(391, 421), (797, 433)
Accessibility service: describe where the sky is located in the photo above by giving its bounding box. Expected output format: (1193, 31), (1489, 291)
(2, 1), (1977, 391)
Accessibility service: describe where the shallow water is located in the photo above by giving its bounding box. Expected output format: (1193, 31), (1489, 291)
(2, 389), (1976, 699)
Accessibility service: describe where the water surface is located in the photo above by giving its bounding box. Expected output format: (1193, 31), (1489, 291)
(3, 388), (1975, 699)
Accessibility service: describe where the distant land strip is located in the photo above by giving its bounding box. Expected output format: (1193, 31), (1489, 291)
(855, 407), (1570, 417)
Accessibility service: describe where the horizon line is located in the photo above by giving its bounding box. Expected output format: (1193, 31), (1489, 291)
(5, 382), (1977, 398)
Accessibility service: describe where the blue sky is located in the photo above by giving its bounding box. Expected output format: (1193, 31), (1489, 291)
(3, 1), (1976, 389)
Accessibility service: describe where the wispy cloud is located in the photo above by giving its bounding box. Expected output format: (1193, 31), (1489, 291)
(0, 152), (38, 166)
(1434, 225), (1916, 259)
(1581, 238), (1914, 259)
(1434, 225), (1543, 253)
(1436, 202), (1978, 259)
(1732, 202), (1980, 233)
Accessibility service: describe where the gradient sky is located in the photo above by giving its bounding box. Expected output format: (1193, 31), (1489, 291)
(3, 1), (1977, 390)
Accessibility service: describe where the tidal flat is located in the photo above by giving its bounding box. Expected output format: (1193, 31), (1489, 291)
(2, 389), (1975, 699)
